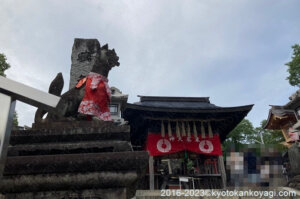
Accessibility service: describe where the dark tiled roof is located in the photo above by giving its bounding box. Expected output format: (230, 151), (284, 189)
(138, 96), (210, 103)
(124, 96), (253, 144)
(128, 95), (252, 112)
(134, 98), (219, 109)
(264, 105), (296, 130)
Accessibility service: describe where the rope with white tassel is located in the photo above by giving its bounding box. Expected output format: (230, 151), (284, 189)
(181, 121), (186, 137)
(176, 121), (181, 140)
(187, 122), (191, 142)
(161, 120), (165, 137)
(193, 121), (199, 142)
(187, 122), (191, 137)
(208, 121), (213, 138)
(168, 120), (172, 138)
(201, 121), (206, 139)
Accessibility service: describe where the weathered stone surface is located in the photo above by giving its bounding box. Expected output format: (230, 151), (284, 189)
(48, 73), (64, 96)
(2, 115), (148, 199)
(32, 120), (129, 130)
(11, 122), (131, 145)
(8, 140), (132, 156)
(34, 73), (64, 124)
(288, 175), (300, 190)
(288, 143), (300, 175)
(3, 151), (148, 175)
(69, 38), (101, 89)
(0, 171), (137, 193)
(3, 188), (126, 199)
(32, 38), (120, 123)
(10, 130), (130, 145)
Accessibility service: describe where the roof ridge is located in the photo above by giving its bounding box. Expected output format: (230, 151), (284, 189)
(138, 95), (210, 103)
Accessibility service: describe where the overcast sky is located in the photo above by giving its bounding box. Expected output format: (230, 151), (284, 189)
(1, 0), (300, 128)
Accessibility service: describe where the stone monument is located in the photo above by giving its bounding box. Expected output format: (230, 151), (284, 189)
(69, 39), (102, 89)
(0, 38), (148, 199)
(34, 38), (120, 123)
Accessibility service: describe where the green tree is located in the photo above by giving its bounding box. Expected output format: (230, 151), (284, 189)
(13, 112), (19, 127)
(0, 53), (11, 77)
(0, 53), (18, 127)
(222, 119), (287, 153)
(222, 119), (256, 151)
(254, 120), (285, 145)
(286, 44), (300, 87)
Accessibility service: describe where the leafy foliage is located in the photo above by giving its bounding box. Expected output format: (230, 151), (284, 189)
(254, 120), (285, 144)
(222, 119), (256, 150)
(286, 44), (300, 87)
(0, 53), (11, 77)
(222, 119), (286, 152)
(13, 112), (19, 127)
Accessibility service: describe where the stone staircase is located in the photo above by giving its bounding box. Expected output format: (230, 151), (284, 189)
(0, 121), (148, 199)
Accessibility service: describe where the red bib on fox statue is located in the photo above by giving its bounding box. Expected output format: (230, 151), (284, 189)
(77, 72), (112, 121)
(76, 42), (120, 121)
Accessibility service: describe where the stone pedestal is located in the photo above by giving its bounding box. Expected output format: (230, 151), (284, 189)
(0, 121), (149, 199)
(287, 143), (300, 190)
(288, 143), (300, 176)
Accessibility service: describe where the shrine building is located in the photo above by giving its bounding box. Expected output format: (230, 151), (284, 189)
(264, 105), (297, 147)
(123, 95), (253, 190)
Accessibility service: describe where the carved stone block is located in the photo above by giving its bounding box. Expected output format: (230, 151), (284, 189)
(69, 38), (101, 89)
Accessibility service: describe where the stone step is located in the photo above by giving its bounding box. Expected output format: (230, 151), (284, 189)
(4, 151), (148, 175)
(10, 127), (130, 145)
(7, 140), (132, 156)
(0, 171), (137, 193)
(31, 120), (129, 130)
(1, 188), (127, 199)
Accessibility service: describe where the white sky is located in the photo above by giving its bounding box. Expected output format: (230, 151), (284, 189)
(0, 0), (299, 128)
